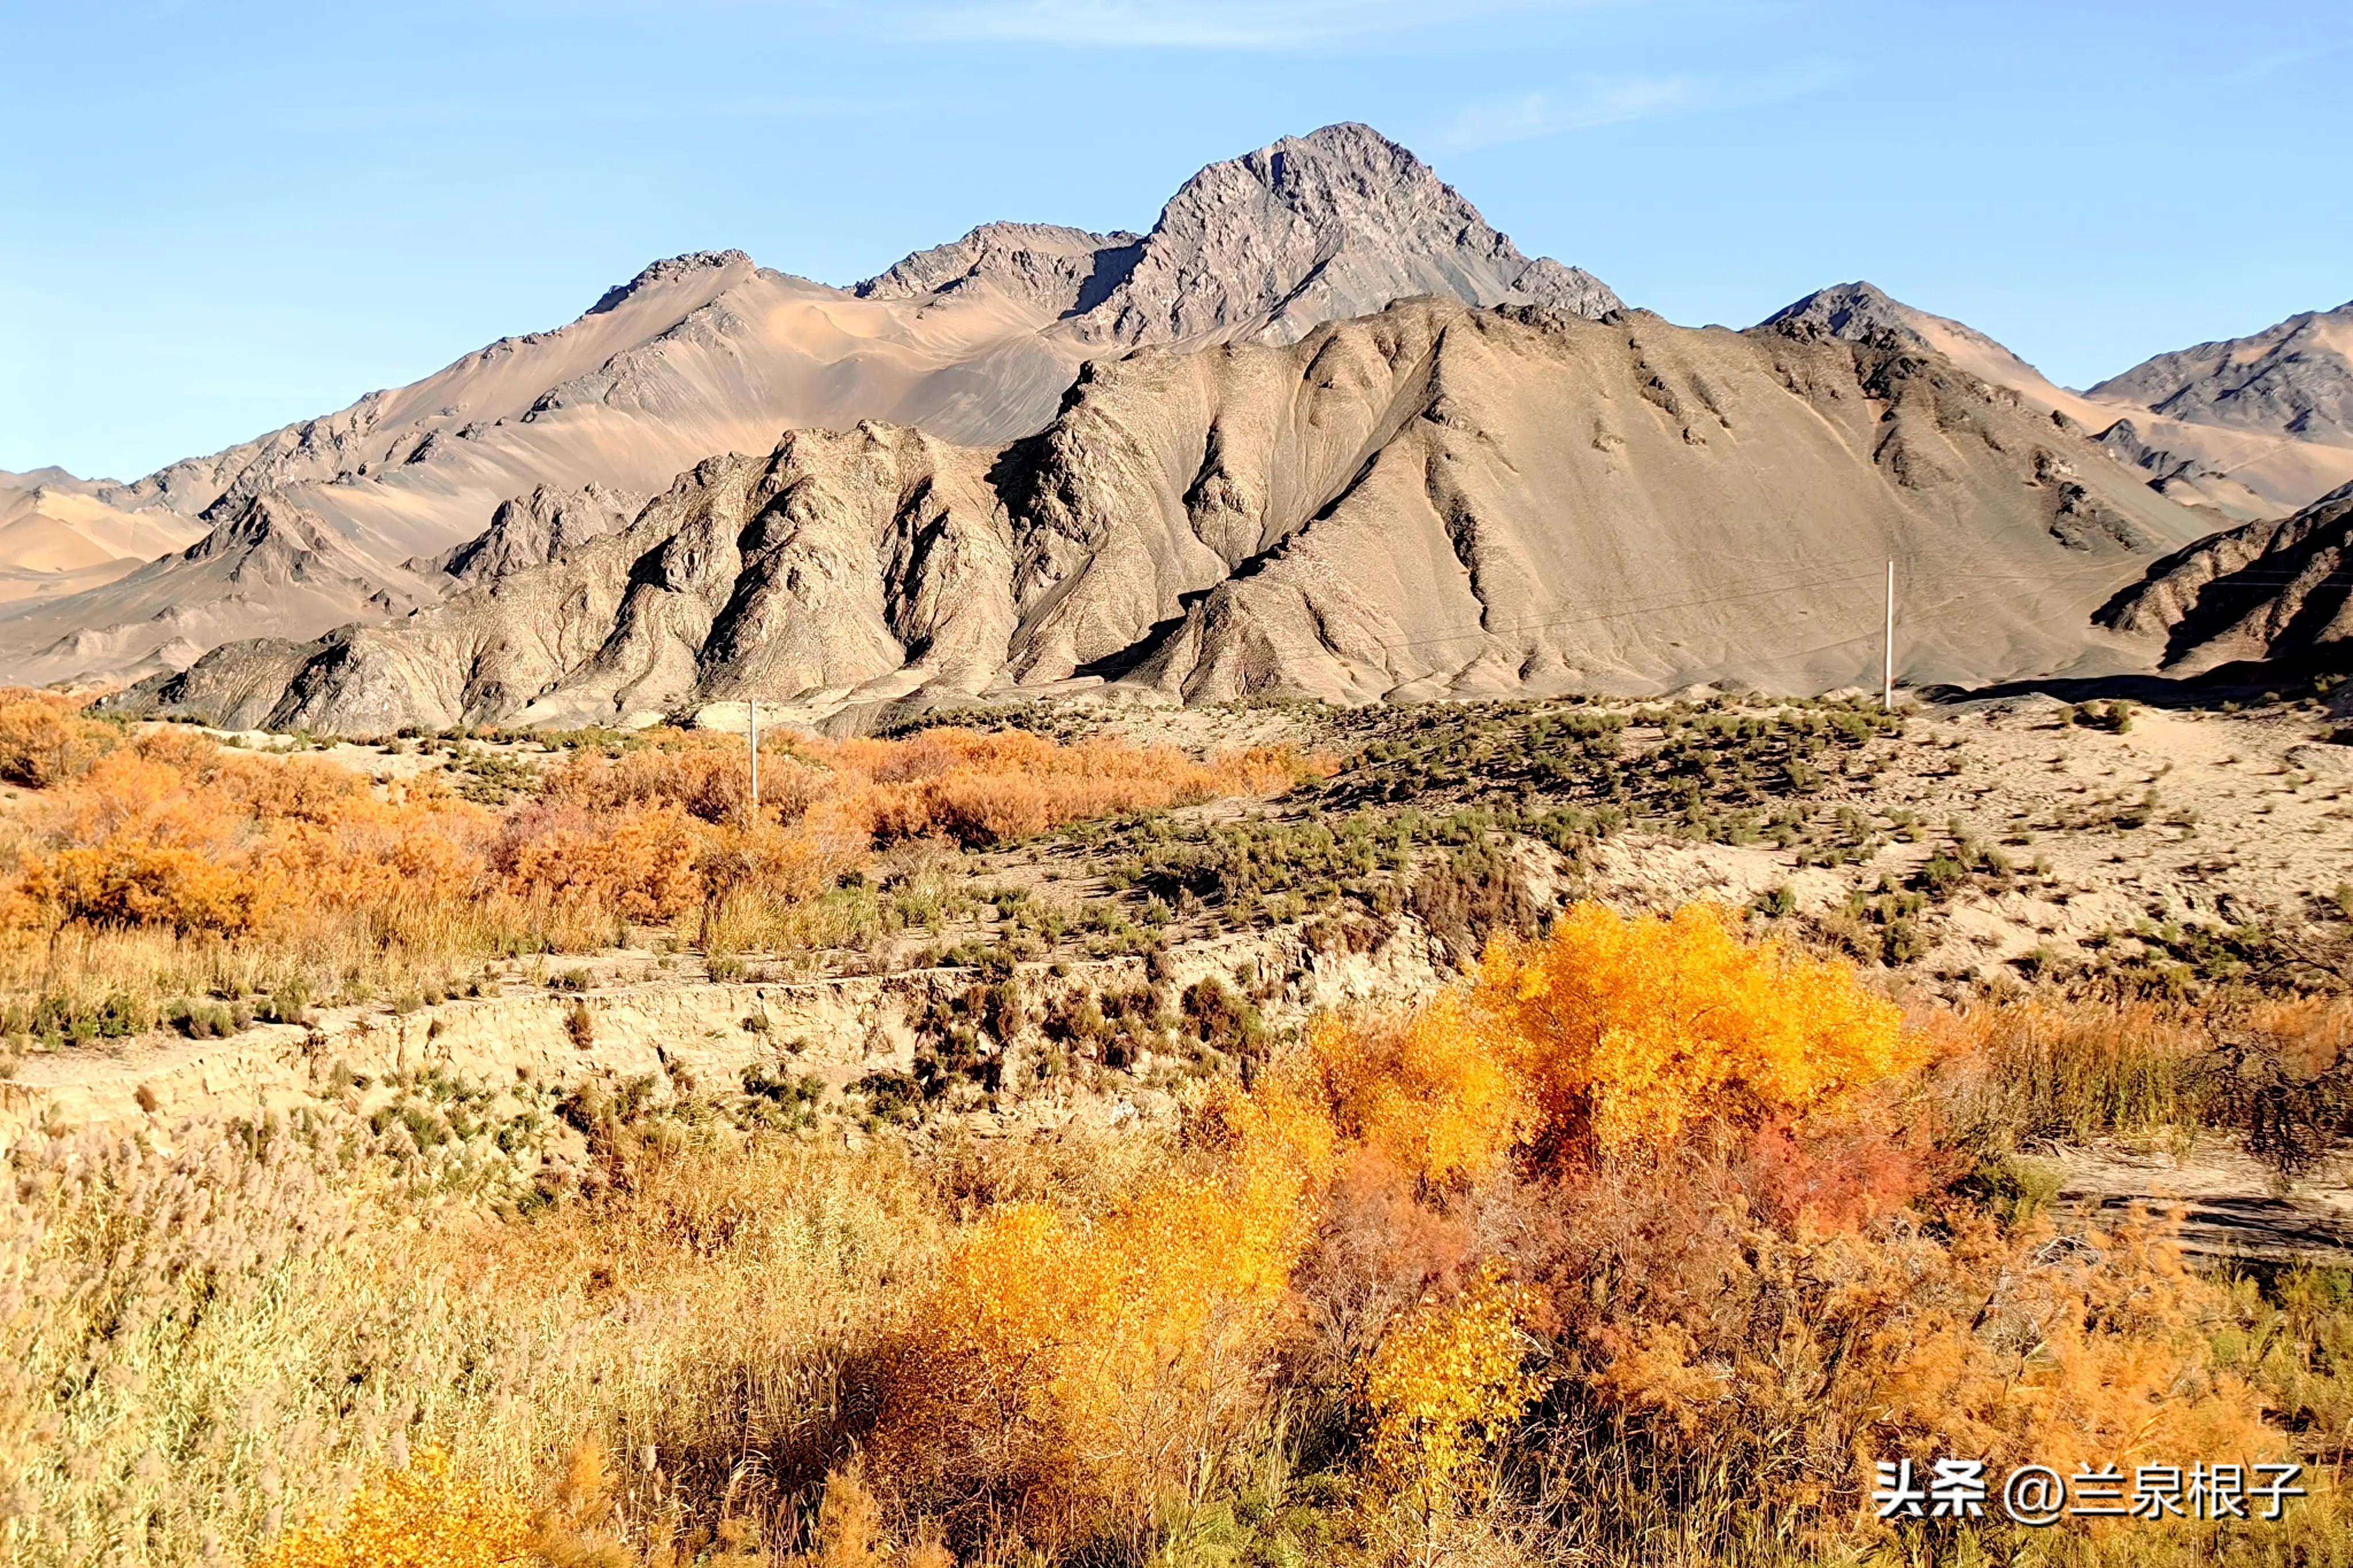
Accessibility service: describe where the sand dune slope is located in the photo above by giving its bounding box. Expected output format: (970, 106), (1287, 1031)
(0, 472), (206, 607)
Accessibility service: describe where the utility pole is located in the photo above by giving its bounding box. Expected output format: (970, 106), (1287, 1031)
(1882, 559), (1895, 713)
(747, 698), (760, 824)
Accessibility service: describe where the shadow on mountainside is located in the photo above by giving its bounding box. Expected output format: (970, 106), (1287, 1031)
(1931, 649), (2351, 714)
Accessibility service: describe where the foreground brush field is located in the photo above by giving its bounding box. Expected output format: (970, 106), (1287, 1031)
(3, 678), (2353, 1568)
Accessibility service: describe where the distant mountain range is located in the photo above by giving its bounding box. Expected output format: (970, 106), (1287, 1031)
(1760, 284), (2353, 519)
(6, 123), (2348, 719)
(0, 469), (206, 613)
(124, 291), (2228, 734)
(0, 125), (1621, 689)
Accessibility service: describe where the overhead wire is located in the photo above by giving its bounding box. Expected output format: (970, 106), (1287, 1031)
(1315, 554), (2344, 665)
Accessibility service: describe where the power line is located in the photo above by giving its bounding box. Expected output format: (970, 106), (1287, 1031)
(1359, 567), (1886, 655)
(1327, 561), (2344, 665)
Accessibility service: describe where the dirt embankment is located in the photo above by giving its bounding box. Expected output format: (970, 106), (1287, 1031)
(0, 922), (1444, 1154)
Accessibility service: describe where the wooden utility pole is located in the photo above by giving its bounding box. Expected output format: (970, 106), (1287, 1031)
(1882, 559), (1895, 713)
(747, 698), (760, 822)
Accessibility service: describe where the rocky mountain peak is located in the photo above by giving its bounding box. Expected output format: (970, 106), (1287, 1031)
(2087, 299), (2353, 446)
(586, 250), (759, 316)
(0, 125), (1632, 685)
(436, 482), (641, 585)
(1758, 281), (1922, 343)
(181, 493), (331, 563)
(854, 222), (1141, 312)
(1062, 121), (1620, 346)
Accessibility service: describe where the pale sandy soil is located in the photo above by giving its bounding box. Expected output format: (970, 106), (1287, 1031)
(1586, 694), (2351, 994)
(2051, 1139), (2353, 1263)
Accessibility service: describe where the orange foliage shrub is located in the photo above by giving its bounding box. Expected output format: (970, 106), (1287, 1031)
(1305, 902), (1916, 1181)
(1507, 1158), (2279, 1534)
(1730, 1111), (1945, 1235)
(17, 748), (279, 936)
(23, 840), (275, 937)
(874, 1073), (1335, 1544)
(501, 803), (705, 922)
(1295, 906), (2275, 1541)
(0, 688), (122, 787)
(869, 894), (1937, 1543)
(12, 741), (493, 941)
(169, 887), (2309, 1563)
(840, 729), (1329, 849)
(1309, 992), (1534, 1187)
(1, 722), (1322, 983)
(482, 727), (1320, 930)
(1864, 1210), (2274, 1480)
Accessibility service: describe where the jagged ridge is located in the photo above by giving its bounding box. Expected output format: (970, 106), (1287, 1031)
(2088, 303), (2353, 446)
(2096, 482), (2353, 672)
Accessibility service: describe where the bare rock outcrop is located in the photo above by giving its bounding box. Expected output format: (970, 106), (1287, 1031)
(2088, 302), (2353, 447)
(1060, 122), (1618, 347)
(854, 222), (1142, 314)
(433, 482), (642, 585)
(2095, 482), (2353, 672)
(1757, 284), (2353, 521)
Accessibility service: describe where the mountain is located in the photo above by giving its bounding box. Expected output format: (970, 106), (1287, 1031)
(21, 493), (446, 687)
(1758, 283), (2353, 520)
(0, 124), (1619, 686)
(2094, 482), (2352, 674)
(0, 469), (207, 608)
(1044, 122), (1618, 346)
(2087, 301), (2353, 447)
(110, 295), (2219, 735)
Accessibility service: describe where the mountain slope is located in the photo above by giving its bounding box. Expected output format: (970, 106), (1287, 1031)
(114, 297), (2217, 734)
(1760, 283), (2353, 519)
(2094, 482), (2353, 673)
(2089, 302), (2353, 447)
(2, 125), (1619, 685)
(23, 494), (446, 686)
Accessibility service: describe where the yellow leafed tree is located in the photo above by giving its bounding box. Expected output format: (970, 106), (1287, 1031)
(1309, 992), (1536, 1187)
(876, 1074), (1334, 1542)
(1473, 902), (1914, 1150)
(1361, 1265), (1546, 1501)
(250, 1450), (533, 1568)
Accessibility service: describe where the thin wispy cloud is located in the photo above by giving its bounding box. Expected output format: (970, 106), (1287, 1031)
(1431, 65), (1838, 152)
(2212, 42), (2343, 86)
(263, 94), (924, 136)
(1434, 78), (1697, 151)
(910, 0), (1604, 50)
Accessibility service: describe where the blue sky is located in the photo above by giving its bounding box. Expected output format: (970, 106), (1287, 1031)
(3, 0), (2346, 480)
